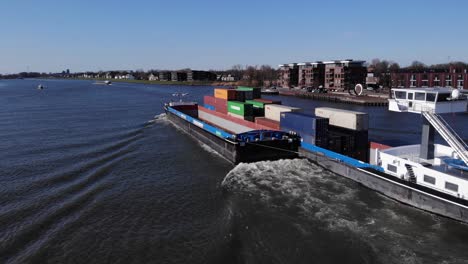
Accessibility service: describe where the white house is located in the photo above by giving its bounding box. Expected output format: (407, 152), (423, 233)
(148, 73), (159, 81)
(221, 74), (236, 82)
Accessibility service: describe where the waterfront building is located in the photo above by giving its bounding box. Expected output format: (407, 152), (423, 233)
(298, 62), (325, 88)
(159, 71), (172, 81)
(219, 74), (236, 82)
(171, 71), (188, 82)
(186, 70), (217, 81)
(391, 66), (468, 89)
(365, 72), (380, 89)
(278, 63), (299, 88)
(278, 60), (366, 91)
(148, 73), (159, 81)
(324, 60), (367, 92)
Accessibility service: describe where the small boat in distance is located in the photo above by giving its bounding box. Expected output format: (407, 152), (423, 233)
(261, 87), (279, 95)
(94, 80), (112, 85)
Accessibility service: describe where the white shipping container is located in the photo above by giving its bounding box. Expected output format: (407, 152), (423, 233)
(198, 109), (253, 134)
(227, 112), (244, 120)
(315, 107), (368, 131)
(264, 104), (301, 122)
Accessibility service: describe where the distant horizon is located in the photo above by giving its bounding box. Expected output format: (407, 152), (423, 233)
(1, 0), (467, 74)
(3, 59), (468, 75)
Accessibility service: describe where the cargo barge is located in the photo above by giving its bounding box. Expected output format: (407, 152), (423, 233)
(164, 102), (300, 164)
(163, 86), (468, 223)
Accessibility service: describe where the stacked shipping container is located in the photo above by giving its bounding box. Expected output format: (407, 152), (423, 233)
(280, 112), (329, 148)
(264, 104), (301, 122)
(255, 117), (280, 130)
(315, 107), (369, 162)
(204, 95), (228, 114)
(227, 101), (254, 121)
(237, 86), (261, 100)
(199, 87), (371, 162)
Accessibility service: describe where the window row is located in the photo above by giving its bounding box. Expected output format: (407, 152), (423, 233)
(423, 175), (459, 192)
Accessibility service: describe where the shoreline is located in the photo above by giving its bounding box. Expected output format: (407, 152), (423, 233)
(73, 78), (219, 86)
(278, 88), (389, 106)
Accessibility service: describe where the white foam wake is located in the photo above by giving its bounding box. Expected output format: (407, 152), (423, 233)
(222, 159), (360, 230)
(221, 159), (456, 263)
(145, 113), (168, 126)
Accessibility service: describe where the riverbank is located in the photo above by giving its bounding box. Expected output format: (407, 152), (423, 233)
(278, 88), (389, 106)
(74, 78), (220, 86)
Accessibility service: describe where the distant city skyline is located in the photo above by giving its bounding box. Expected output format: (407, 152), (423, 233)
(1, 0), (467, 74)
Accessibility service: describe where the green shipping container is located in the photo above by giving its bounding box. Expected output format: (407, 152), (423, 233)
(245, 100), (265, 108)
(237, 86), (255, 91)
(237, 86), (261, 99)
(227, 101), (253, 116)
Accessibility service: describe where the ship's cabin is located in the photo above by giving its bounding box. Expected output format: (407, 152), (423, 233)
(375, 144), (468, 199)
(389, 87), (467, 114)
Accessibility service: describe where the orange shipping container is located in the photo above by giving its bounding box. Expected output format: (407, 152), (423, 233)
(214, 88), (237, 100)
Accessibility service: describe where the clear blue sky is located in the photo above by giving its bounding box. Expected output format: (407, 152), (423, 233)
(1, 0), (467, 73)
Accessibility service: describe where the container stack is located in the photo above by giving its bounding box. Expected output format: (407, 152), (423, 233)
(280, 112), (329, 148)
(315, 107), (369, 162)
(254, 104), (300, 131)
(264, 104), (301, 122)
(236, 86), (261, 100)
(200, 86), (296, 132)
(227, 101), (254, 122)
(245, 99), (282, 117)
(204, 95), (228, 114)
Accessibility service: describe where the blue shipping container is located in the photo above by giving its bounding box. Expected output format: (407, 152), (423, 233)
(280, 112), (329, 135)
(280, 128), (328, 148)
(204, 104), (216, 111)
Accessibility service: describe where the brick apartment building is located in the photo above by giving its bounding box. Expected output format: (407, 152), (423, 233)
(298, 62), (325, 88)
(324, 60), (367, 91)
(171, 71), (188, 81)
(278, 63), (299, 88)
(159, 71), (172, 81)
(391, 66), (468, 89)
(278, 60), (366, 91)
(186, 70), (217, 81)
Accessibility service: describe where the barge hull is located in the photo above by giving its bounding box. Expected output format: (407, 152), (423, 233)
(299, 147), (468, 223)
(166, 109), (298, 164)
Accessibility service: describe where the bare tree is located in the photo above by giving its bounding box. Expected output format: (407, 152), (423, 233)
(388, 62), (400, 72)
(409, 61), (426, 70)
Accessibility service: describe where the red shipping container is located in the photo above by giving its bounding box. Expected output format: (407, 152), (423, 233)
(198, 106), (271, 131)
(254, 98), (281, 104)
(204, 95), (228, 114)
(370, 142), (391, 150)
(255, 117), (280, 130)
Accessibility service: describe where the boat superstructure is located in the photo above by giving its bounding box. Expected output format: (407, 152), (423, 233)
(374, 88), (467, 199)
(389, 87), (467, 114)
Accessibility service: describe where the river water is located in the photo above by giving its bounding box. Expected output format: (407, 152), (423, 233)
(0, 79), (467, 264)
